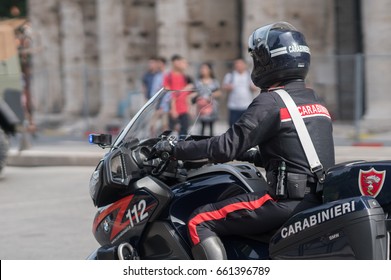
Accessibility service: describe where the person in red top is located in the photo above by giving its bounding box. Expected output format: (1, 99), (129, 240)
(163, 54), (193, 136)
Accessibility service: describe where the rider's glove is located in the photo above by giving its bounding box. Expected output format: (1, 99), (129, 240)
(154, 140), (175, 160)
(237, 148), (262, 167)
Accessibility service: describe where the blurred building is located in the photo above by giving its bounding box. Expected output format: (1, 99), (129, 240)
(27, 0), (391, 131)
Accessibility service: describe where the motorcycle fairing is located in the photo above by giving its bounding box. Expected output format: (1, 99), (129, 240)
(93, 190), (158, 246)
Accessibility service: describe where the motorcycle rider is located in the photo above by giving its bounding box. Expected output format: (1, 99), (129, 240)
(155, 22), (335, 259)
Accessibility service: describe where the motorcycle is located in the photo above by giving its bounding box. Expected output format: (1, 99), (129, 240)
(87, 88), (391, 260)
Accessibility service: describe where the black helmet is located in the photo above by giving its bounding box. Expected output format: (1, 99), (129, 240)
(248, 22), (310, 89)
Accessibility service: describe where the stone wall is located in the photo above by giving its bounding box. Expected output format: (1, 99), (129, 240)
(27, 0), (390, 130)
(157, 0), (240, 79)
(29, 0), (62, 113)
(60, 1), (85, 116)
(362, 0), (391, 130)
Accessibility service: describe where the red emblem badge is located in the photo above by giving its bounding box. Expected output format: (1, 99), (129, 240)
(358, 168), (386, 197)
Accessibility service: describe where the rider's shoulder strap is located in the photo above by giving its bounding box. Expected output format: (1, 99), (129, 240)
(274, 89), (325, 186)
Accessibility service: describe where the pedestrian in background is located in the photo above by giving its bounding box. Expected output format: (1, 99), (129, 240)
(16, 20), (36, 135)
(194, 62), (221, 136)
(150, 57), (167, 96)
(142, 57), (159, 101)
(149, 57), (169, 135)
(222, 58), (258, 126)
(163, 54), (193, 136)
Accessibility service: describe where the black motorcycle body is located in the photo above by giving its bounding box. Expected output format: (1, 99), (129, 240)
(87, 89), (390, 260)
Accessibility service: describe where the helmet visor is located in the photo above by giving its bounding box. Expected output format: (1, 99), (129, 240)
(248, 22), (297, 52)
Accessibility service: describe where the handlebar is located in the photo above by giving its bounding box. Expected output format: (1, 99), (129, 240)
(145, 137), (176, 176)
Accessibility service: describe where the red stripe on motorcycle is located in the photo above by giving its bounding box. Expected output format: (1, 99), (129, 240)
(188, 194), (273, 245)
(93, 195), (134, 240)
(280, 103), (331, 122)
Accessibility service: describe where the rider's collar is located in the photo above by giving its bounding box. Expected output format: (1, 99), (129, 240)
(267, 85), (285, 92)
(264, 80), (305, 92)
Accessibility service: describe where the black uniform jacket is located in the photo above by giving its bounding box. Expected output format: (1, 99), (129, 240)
(174, 81), (335, 178)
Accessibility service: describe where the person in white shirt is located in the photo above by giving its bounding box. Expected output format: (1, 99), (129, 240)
(222, 58), (258, 126)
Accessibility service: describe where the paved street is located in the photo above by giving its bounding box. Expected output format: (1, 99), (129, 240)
(0, 166), (99, 260)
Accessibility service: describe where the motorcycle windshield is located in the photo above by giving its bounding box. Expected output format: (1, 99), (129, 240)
(113, 87), (211, 148)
